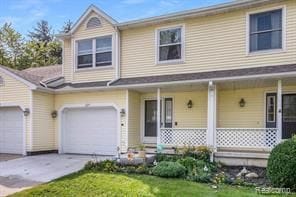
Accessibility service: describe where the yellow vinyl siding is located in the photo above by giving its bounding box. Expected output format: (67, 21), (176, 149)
(217, 85), (296, 128)
(141, 91), (208, 128)
(128, 90), (141, 147)
(63, 11), (116, 83)
(54, 90), (128, 152)
(121, 0), (296, 78)
(32, 91), (55, 151)
(0, 70), (31, 152)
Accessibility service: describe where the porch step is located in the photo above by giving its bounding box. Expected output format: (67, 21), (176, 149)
(214, 151), (270, 167)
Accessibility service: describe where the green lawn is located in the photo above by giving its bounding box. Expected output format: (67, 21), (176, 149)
(12, 171), (290, 197)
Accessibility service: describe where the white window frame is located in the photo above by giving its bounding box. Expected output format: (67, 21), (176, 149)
(155, 25), (185, 65)
(74, 35), (114, 71)
(267, 95), (276, 123)
(246, 5), (286, 56)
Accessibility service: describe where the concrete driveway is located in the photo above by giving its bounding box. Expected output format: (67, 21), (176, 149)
(0, 154), (110, 196)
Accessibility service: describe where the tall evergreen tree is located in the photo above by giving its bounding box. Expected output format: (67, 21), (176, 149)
(61, 20), (73, 33)
(28, 20), (53, 44)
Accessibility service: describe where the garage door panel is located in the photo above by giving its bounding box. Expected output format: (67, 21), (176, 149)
(62, 107), (118, 155)
(0, 107), (23, 154)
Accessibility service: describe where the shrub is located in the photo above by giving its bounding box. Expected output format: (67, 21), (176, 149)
(178, 145), (212, 162)
(152, 161), (186, 178)
(155, 153), (181, 162)
(267, 139), (296, 191)
(177, 157), (197, 172)
(84, 160), (118, 172)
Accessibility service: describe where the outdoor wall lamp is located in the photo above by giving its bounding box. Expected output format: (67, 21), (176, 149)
(187, 100), (193, 108)
(23, 108), (30, 116)
(51, 110), (58, 118)
(120, 108), (126, 116)
(239, 98), (246, 108)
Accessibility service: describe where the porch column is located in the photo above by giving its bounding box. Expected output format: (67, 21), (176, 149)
(207, 81), (217, 155)
(277, 80), (282, 142)
(157, 88), (161, 145)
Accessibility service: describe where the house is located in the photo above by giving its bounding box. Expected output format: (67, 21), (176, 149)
(0, 0), (295, 167)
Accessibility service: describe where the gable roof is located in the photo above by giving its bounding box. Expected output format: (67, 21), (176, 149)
(57, 4), (118, 37)
(0, 65), (63, 89)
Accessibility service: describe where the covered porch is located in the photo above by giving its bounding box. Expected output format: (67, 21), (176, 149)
(127, 75), (296, 164)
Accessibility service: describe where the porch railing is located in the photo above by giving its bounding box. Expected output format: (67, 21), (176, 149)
(160, 128), (207, 146)
(216, 128), (280, 149)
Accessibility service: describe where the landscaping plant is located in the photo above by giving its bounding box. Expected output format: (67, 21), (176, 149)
(267, 137), (296, 191)
(152, 161), (186, 178)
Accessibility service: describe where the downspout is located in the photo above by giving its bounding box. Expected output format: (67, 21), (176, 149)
(107, 26), (121, 86)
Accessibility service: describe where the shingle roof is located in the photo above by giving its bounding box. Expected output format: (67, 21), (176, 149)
(23, 65), (63, 82)
(0, 65), (62, 87)
(53, 81), (109, 89)
(111, 64), (296, 86)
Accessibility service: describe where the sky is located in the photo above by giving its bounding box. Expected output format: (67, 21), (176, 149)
(0, 0), (231, 36)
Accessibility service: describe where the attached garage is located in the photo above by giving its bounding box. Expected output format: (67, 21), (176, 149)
(0, 107), (23, 154)
(61, 106), (119, 156)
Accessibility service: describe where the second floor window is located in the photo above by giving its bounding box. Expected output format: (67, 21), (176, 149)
(77, 35), (112, 69)
(157, 26), (183, 63)
(249, 9), (283, 53)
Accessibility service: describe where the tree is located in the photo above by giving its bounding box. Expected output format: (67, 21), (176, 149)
(28, 20), (53, 44)
(0, 23), (25, 69)
(61, 20), (73, 33)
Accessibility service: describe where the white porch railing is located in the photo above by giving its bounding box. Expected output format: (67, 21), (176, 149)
(216, 128), (280, 149)
(160, 128), (207, 146)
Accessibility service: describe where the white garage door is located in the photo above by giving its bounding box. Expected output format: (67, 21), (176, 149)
(62, 107), (118, 155)
(0, 107), (23, 154)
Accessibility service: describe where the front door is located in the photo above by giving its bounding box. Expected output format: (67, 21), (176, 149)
(143, 98), (173, 144)
(282, 94), (296, 139)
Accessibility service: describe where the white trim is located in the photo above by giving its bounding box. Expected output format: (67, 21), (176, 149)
(155, 24), (185, 65)
(54, 70), (296, 93)
(207, 81), (217, 156)
(277, 80), (282, 141)
(125, 89), (129, 150)
(29, 90), (33, 154)
(68, 5), (117, 35)
(157, 88), (161, 145)
(246, 5), (287, 56)
(0, 67), (36, 89)
(58, 103), (121, 155)
(0, 103), (27, 156)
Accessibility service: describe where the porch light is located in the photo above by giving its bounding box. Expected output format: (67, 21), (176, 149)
(187, 100), (193, 108)
(120, 108), (126, 116)
(23, 108), (30, 116)
(239, 98), (246, 108)
(51, 110), (58, 118)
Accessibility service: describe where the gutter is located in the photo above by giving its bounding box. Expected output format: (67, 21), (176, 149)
(54, 71), (296, 94)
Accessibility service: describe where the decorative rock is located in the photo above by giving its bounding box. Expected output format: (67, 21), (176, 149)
(211, 185), (218, 189)
(245, 172), (259, 178)
(236, 167), (249, 177)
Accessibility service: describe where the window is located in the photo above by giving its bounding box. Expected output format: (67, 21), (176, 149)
(86, 17), (101, 29)
(249, 9), (283, 52)
(157, 26), (183, 63)
(76, 36), (112, 69)
(96, 36), (112, 67)
(267, 95), (276, 122)
(77, 39), (93, 69)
